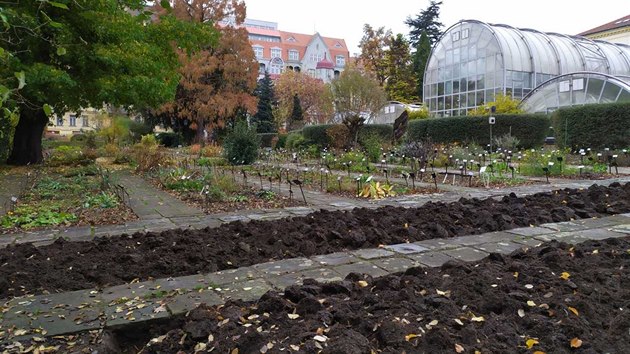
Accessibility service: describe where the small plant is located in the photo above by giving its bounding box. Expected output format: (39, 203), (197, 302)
(229, 194), (249, 203)
(1, 205), (77, 229)
(493, 133), (520, 151)
(84, 192), (119, 208)
(256, 189), (276, 201)
(358, 179), (396, 200)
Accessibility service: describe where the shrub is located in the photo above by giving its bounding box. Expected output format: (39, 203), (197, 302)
(358, 124), (393, 143)
(202, 144), (222, 157)
(407, 114), (549, 148)
(156, 132), (184, 147)
(408, 108), (429, 120)
(276, 134), (288, 149)
(258, 133), (277, 148)
(551, 102), (630, 149)
(128, 119), (153, 141)
(326, 125), (350, 150)
(359, 134), (383, 162)
(47, 145), (92, 166)
(286, 132), (306, 150)
(302, 124), (334, 147)
(223, 122), (260, 165)
(189, 144), (202, 155)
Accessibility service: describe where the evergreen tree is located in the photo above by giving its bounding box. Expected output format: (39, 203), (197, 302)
(252, 72), (276, 133)
(412, 31), (432, 99)
(405, 0), (444, 47)
(291, 93), (304, 122)
(385, 34), (418, 102)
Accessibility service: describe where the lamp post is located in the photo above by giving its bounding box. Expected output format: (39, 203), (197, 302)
(488, 105), (496, 156)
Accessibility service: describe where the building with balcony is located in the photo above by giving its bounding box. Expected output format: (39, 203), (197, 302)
(229, 19), (349, 83)
(424, 20), (630, 116)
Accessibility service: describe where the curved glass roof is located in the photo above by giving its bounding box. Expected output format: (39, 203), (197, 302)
(520, 72), (630, 113)
(424, 20), (630, 116)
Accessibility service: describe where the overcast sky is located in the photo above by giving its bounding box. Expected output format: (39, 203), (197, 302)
(243, 0), (629, 55)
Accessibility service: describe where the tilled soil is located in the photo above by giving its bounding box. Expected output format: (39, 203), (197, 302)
(1, 182), (630, 299)
(19, 236), (630, 353)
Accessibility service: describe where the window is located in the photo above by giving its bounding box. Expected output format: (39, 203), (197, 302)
(452, 31), (460, 41)
(56, 116), (64, 126)
(271, 48), (281, 58)
(69, 115), (77, 127)
(286, 36), (296, 42)
(308, 69), (316, 77)
(462, 28), (469, 39)
(82, 117), (89, 127)
(253, 46), (263, 58)
(335, 55), (345, 66)
(289, 50), (299, 61)
(334, 42), (343, 48)
(309, 53), (323, 62)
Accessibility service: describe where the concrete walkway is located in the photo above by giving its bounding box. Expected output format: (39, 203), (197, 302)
(1, 213), (629, 345)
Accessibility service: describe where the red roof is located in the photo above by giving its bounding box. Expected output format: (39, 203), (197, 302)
(579, 14), (630, 36)
(316, 56), (335, 69)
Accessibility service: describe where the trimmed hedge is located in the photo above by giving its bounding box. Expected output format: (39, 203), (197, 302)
(551, 102), (630, 149)
(407, 114), (549, 148)
(301, 124), (393, 147)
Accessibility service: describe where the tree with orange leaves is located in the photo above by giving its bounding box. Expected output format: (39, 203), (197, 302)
(156, 0), (258, 143)
(274, 71), (334, 129)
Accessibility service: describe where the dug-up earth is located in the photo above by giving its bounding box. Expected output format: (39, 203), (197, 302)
(1, 183), (630, 299)
(9, 236), (630, 354)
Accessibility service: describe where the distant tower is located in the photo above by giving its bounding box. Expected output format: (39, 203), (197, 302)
(315, 53), (335, 81)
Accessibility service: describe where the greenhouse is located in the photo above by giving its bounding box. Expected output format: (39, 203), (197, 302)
(424, 20), (630, 116)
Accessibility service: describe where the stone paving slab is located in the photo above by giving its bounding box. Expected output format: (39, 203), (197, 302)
(311, 252), (359, 266)
(332, 261), (390, 279)
(407, 251), (454, 267)
(413, 237), (463, 250)
(534, 228), (628, 242)
(350, 248), (395, 260)
(505, 226), (557, 237)
(610, 224), (630, 234)
(472, 241), (527, 255)
(253, 258), (317, 276)
(442, 247), (490, 262)
(384, 243), (430, 254)
(370, 257), (421, 273)
(450, 231), (520, 246)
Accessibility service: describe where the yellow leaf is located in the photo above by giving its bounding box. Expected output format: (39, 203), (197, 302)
(405, 333), (419, 341)
(287, 313), (300, 319)
(527, 300), (536, 307)
(231, 349), (239, 354)
(455, 343), (465, 353)
(568, 306), (579, 316)
(471, 315), (485, 322)
(526, 338), (539, 349)
(513, 272), (519, 278)
(533, 352), (546, 354)
(570, 337), (583, 348)
(357, 280), (368, 288)
(560, 272), (571, 280)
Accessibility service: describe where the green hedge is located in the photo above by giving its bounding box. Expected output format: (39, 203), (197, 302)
(301, 124), (393, 147)
(257, 133), (277, 148)
(551, 102), (630, 149)
(407, 114), (549, 148)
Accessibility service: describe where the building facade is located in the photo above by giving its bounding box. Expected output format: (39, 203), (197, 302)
(47, 108), (106, 136)
(424, 20), (630, 116)
(230, 19), (349, 83)
(579, 14), (630, 45)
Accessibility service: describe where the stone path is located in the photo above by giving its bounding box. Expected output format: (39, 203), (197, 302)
(0, 170), (30, 218)
(1, 213), (629, 344)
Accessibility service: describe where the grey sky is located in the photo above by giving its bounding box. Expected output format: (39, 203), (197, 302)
(244, 0), (629, 54)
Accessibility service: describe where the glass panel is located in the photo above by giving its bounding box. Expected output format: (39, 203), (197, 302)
(460, 78), (467, 92)
(468, 78), (475, 91)
(585, 78), (604, 102)
(467, 61), (476, 76)
(476, 75), (484, 90)
(453, 94), (461, 108)
(600, 81), (622, 103)
(453, 80), (460, 93)
(476, 91), (485, 105)
(445, 96), (452, 110)
(445, 81), (453, 95)
(617, 89), (630, 102)
(453, 64), (460, 78)
(453, 48), (460, 63)
(467, 92), (475, 106)
(485, 89), (495, 103)
(461, 62), (468, 77)
(438, 82), (444, 96)
(438, 96), (444, 110)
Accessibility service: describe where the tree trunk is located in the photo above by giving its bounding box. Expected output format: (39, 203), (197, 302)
(7, 107), (48, 165)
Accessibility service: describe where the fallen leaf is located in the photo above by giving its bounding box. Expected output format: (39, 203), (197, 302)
(526, 338), (539, 349)
(13, 329), (28, 336)
(290, 344), (300, 351)
(513, 272), (519, 278)
(568, 306), (579, 316)
(525, 284), (534, 289)
(570, 337), (583, 348)
(592, 249), (599, 254)
(405, 333), (419, 341)
(313, 335), (327, 342)
(231, 349), (239, 354)
(194, 342), (207, 352)
(560, 272), (571, 280)
(454, 318), (464, 326)
(429, 319), (439, 326)
(533, 352), (546, 354)
(287, 313), (300, 320)
(455, 343), (465, 353)
(527, 300), (536, 307)
(436, 289), (450, 297)
(357, 280), (368, 288)
(471, 316), (485, 322)
(518, 309), (525, 317)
